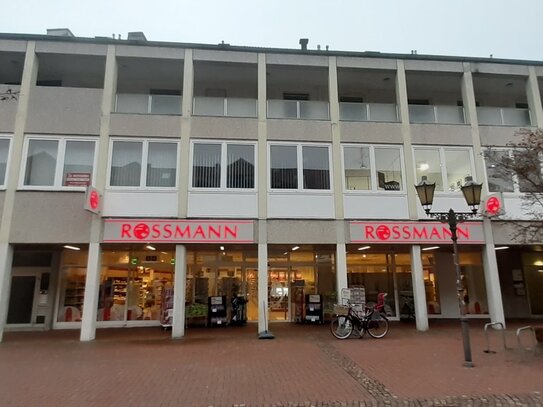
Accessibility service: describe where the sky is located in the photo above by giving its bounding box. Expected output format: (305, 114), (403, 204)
(2, 0), (543, 61)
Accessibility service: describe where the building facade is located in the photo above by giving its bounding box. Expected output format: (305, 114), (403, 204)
(0, 31), (542, 341)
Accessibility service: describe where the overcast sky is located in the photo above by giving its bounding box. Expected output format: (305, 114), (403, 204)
(2, 0), (542, 61)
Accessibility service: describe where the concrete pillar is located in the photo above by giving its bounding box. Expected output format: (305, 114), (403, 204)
(0, 42), (37, 342)
(178, 49), (194, 218)
(172, 245), (187, 338)
(257, 53), (268, 218)
(410, 245), (428, 331)
(80, 243), (101, 341)
(526, 67), (543, 127)
(462, 65), (505, 326)
(257, 218), (268, 333)
(329, 56), (344, 219)
(335, 243), (348, 300)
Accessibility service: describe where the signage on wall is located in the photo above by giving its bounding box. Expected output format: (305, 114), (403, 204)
(481, 193), (505, 217)
(103, 219), (255, 243)
(349, 221), (485, 244)
(65, 172), (91, 187)
(83, 186), (102, 215)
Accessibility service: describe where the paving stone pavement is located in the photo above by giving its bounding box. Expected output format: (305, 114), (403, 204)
(1, 320), (542, 407)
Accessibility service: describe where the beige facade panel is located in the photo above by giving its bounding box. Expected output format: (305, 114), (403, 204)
(267, 119), (332, 142)
(10, 192), (93, 243)
(193, 49), (257, 64)
(26, 87), (102, 135)
(191, 117), (258, 140)
(410, 124), (472, 145)
(340, 122), (403, 144)
(0, 192), (4, 219)
(479, 125), (526, 146)
(35, 41), (107, 56)
(267, 220), (337, 243)
(335, 56), (397, 70)
(534, 66), (543, 77)
(470, 62), (529, 76)
(490, 221), (542, 245)
(404, 60), (463, 72)
(0, 39), (27, 52)
(266, 53), (328, 67)
(109, 113), (181, 137)
(115, 44), (184, 59)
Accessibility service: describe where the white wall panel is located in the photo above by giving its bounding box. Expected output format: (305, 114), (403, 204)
(267, 193), (334, 218)
(103, 191), (178, 217)
(187, 192), (257, 218)
(344, 194), (409, 219)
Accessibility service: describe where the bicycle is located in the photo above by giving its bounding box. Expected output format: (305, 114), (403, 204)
(330, 293), (389, 339)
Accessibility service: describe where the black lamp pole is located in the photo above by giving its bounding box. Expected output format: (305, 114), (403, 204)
(415, 176), (482, 368)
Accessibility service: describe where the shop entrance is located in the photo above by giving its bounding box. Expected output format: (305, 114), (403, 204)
(7, 268), (51, 327)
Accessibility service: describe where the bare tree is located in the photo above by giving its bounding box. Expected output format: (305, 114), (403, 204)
(0, 89), (19, 101)
(486, 128), (543, 243)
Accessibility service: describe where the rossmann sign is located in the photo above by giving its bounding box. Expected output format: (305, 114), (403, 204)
(349, 221), (484, 244)
(103, 219), (255, 243)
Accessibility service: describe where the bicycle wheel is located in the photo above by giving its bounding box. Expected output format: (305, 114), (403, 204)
(330, 316), (353, 339)
(366, 314), (389, 339)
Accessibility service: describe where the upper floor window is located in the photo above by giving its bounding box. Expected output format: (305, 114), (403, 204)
(0, 137), (11, 188)
(109, 139), (178, 188)
(21, 136), (96, 189)
(414, 147), (474, 192)
(343, 145), (403, 191)
(191, 141), (255, 190)
(484, 149), (541, 193)
(269, 143), (331, 190)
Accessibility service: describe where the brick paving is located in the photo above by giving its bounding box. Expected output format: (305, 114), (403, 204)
(0, 320), (542, 406)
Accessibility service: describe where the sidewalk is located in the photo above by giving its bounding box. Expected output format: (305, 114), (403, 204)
(1, 320), (542, 407)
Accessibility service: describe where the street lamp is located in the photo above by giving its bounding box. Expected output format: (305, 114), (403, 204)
(415, 175), (483, 368)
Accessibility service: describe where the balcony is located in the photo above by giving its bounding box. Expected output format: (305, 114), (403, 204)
(115, 94), (182, 115)
(409, 105), (465, 124)
(477, 107), (531, 126)
(267, 100), (329, 120)
(339, 102), (398, 122)
(193, 97), (257, 118)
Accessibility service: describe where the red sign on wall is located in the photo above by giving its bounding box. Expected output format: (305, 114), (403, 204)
(84, 186), (101, 215)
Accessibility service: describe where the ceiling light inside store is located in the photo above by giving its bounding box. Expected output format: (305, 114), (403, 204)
(161, 251), (167, 255)
(283, 251), (288, 255)
(357, 246), (371, 251)
(534, 260), (543, 266)
(146, 245), (156, 251)
(495, 246), (509, 251)
(292, 246), (300, 251)
(422, 246), (440, 251)
(220, 246), (225, 251)
(64, 245), (80, 251)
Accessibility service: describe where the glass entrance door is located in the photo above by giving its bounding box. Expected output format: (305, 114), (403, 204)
(268, 268), (290, 321)
(7, 276), (36, 324)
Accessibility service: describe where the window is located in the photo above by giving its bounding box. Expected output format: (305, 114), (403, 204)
(414, 147), (474, 192)
(191, 141), (255, 190)
(484, 149), (542, 193)
(109, 139), (177, 188)
(483, 150), (514, 193)
(0, 137), (11, 187)
(270, 143), (331, 190)
(22, 136), (96, 189)
(343, 145), (403, 191)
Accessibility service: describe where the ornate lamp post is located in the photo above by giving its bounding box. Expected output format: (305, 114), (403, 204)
(415, 175), (483, 367)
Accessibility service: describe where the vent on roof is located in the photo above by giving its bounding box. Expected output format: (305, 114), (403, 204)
(46, 28), (75, 37)
(127, 32), (147, 41)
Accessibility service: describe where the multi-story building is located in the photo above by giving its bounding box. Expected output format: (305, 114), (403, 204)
(0, 29), (542, 341)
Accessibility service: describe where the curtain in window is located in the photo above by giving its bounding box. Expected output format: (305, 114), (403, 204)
(0, 139), (10, 185)
(270, 145), (297, 189)
(63, 141), (95, 186)
(24, 139), (58, 186)
(227, 144), (254, 188)
(147, 142), (177, 187)
(192, 143), (221, 188)
(110, 141), (142, 186)
(302, 146), (329, 189)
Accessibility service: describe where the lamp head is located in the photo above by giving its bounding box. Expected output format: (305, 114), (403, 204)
(415, 176), (436, 214)
(461, 176), (483, 214)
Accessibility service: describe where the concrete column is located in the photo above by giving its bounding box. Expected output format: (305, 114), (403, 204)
(462, 65), (505, 326)
(0, 42), (37, 342)
(410, 245), (428, 331)
(329, 56), (344, 219)
(80, 243), (101, 341)
(257, 219), (268, 334)
(335, 220), (348, 300)
(172, 245), (187, 338)
(178, 49), (194, 217)
(257, 53), (268, 218)
(526, 67), (543, 127)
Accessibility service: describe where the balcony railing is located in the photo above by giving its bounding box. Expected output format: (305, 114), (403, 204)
(339, 102), (398, 122)
(268, 100), (330, 120)
(115, 94), (182, 115)
(409, 105), (465, 124)
(193, 97), (257, 117)
(477, 107), (531, 126)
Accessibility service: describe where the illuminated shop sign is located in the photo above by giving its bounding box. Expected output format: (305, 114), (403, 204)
(349, 221), (484, 244)
(103, 219), (255, 243)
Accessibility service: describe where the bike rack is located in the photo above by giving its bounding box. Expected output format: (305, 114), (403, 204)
(483, 322), (507, 353)
(516, 326), (538, 354)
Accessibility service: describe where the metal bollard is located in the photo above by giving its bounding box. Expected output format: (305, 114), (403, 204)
(484, 322), (507, 354)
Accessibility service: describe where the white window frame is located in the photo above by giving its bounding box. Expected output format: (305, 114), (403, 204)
(107, 138), (180, 190)
(0, 134), (13, 190)
(342, 144), (406, 193)
(189, 139), (257, 191)
(412, 146), (476, 194)
(19, 135), (98, 191)
(268, 141), (333, 192)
